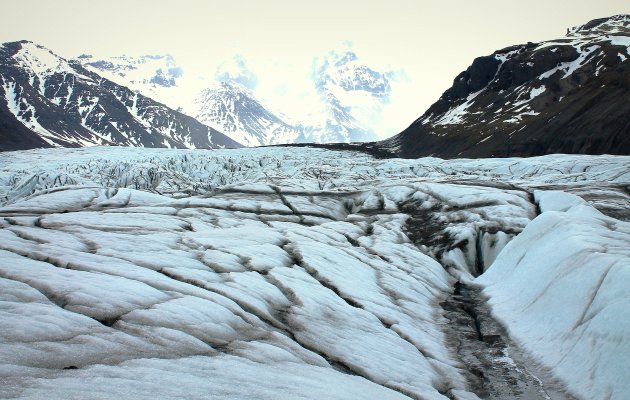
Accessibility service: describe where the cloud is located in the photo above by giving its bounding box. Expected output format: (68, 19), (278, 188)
(272, 83), (288, 96)
(214, 55), (258, 90)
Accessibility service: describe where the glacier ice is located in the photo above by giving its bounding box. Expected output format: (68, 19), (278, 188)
(0, 147), (628, 400)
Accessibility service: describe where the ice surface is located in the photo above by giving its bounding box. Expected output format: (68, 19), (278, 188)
(0, 147), (628, 399)
(478, 191), (630, 400)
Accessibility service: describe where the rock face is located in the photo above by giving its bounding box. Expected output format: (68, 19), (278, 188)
(381, 15), (630, 158)
(0, 41), (241, 151)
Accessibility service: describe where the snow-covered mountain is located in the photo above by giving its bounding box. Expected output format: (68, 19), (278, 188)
(78, 53), (307, 146)
(380, 14), (630, 158)
(79, 50), (393, 146)
(193, 81), (303, 147)
(0, 41), (241, 151)
(1, 146), (628, 399)
(307, 50), (389, 143)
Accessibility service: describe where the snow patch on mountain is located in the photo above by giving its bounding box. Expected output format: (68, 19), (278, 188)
(2, 79), (57, 145)
(434, 90), (483, 126)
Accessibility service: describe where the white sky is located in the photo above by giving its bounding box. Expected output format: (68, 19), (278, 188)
(2, 0), (629, 138)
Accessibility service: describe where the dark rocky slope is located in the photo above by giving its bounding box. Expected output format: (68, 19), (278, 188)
(379, 15), (630, 158)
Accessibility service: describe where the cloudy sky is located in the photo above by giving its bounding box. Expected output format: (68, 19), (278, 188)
(2, 0), (628, 138)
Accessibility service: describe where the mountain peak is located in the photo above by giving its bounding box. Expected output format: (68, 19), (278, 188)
(315, 49), (392, 99)
(567, 14), (630, 36)
(216, 80), (249, 93)
(1, 39), (37, 49)
(214, 55), (257, 90)
(1, 40), (75, 77)
(193, 80), (301, 147)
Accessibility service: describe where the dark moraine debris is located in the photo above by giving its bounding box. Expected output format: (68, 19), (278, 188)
(440, 282), (575, 399)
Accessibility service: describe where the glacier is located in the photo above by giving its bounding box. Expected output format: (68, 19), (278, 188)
(0, 147), (628, 400)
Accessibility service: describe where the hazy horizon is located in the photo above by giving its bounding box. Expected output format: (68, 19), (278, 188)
(2, 0), (629, 138)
